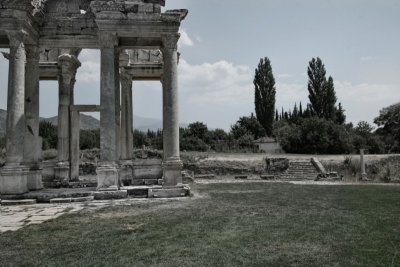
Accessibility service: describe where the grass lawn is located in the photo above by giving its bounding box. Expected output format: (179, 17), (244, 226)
(1, 183), (400, 266)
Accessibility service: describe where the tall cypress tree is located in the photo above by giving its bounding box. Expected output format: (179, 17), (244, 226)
(323, 76), (337, 120)
(307, 57), (327, 117)
(254, 57), (276, 136)
(335, 102), (346, 125)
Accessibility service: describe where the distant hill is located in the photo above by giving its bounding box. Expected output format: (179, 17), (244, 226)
(43, 114), (100, 130)
(0, 109), (187, 133)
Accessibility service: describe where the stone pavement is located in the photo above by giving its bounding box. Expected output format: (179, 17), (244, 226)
(0, 201), (114, 233)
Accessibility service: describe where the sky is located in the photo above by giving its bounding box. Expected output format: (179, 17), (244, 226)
(1, 0), (400, 130)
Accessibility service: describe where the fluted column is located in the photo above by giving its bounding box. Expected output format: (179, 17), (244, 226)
(120, 70), (133, 160)
(54, 54), (81, 183)
(161, 34), (183, 187)
(0, 31), (28, 195)
(24, 44), (43, 190)
(97, 33), (120, 190)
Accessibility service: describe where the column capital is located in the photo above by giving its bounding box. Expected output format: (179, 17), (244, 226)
(99, 33), (119, 48)
(6, 30), (28, 47)
(161, 33), (180, 51)
(57, 54), (81, 85)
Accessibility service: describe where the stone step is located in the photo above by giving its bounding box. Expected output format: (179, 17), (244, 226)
(1, 199), (37, 206)
(24, 188), (95, 203)
(49, 196), (94, 204)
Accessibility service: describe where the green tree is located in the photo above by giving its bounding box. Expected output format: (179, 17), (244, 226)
(374, 102), (400, 152)
(335, 103), (346, 125)
(39, 121), (57, 150)
(307, 57), (327, 117)
(323, 76), (337, 120)
(230, 114), (266, 140)
(254, 57), (276, 136)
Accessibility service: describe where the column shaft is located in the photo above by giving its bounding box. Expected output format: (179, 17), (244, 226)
(120, 72), (133, 160)
(6, 39), (26, 164)
(98, 46), (119, 190)
(0, 32), (29, 195)
(24, 45), (43, 190)
(162, 49), (180, 161)
(161, 34), (183, 187)
(70, 111), (80, 181)
(55, 54), (80, 183)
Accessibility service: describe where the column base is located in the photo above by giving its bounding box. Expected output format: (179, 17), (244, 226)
(97, 162), (119, 191)
(54, 162), (70, 184)
(0, 164), (29, 195)
(162, 159), (183, 187)
(27, 166), (43, 190)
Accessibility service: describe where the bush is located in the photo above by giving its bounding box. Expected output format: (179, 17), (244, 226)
(274, 117), (353, 154)
(80, 129), (100, 150)
(39, 121), (57, 150)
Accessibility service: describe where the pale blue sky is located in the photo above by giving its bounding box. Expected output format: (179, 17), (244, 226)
(1, 0), (399, 130)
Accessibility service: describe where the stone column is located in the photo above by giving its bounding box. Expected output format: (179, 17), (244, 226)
(120, 70), (133, 160)
(115, 50), (121, 160)
(0, 31), (28, 195)
(54, 54), (81, 183)
(161, 34), (183, 188)
(70, 111), (80, 181)
(97, 33), (120, 190)
(24, 45), (43, 190)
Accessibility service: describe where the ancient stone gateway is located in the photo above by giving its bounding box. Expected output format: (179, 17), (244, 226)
(0, 0), (189, 198)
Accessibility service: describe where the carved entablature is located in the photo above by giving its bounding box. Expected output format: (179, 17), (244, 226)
(0, 0), (46, 16)
(127, 49), (163, 65)
(40, 0), (98, 37)
(89, 0), (166, 20)
(161, 9), (188, 23)
(39, 48), (81, 63)
(43, 0), (91, 18)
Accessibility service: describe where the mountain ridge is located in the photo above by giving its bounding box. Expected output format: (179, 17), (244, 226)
(0, 109), (185, 134)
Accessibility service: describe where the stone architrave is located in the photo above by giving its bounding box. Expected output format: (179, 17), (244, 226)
(54, 54), (81, 183)
(97, 33), (120, 191)
(24, 44), (43, 190)
(160, 33), (183, 188)
(0, 31), (29, 195)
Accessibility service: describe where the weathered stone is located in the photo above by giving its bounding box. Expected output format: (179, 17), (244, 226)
(1, 199), (36, 206)
(93, 190), (128, 200)
(148, 185), (190, 198)
(97, 163), (119, 191)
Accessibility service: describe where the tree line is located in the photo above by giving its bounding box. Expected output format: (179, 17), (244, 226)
(253, 56), (399, 154)
(2, 57), (398, 155)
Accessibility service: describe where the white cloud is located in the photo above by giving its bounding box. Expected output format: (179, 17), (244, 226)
(179, 29), (195, 48)
(335, 81), (399, 124)
(76, 50), (100, 83)
(178, 59), (253, 104)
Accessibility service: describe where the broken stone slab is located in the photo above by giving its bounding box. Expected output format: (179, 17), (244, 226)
(1, 199), (37, 206)
(50, 196), (94, 203)
(49, 198), (72, 204)
(194, 174), (216, 179)
(148, 185), (190, 198)
(71, 196), (94, 203)
(93, 190), (128, 200)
